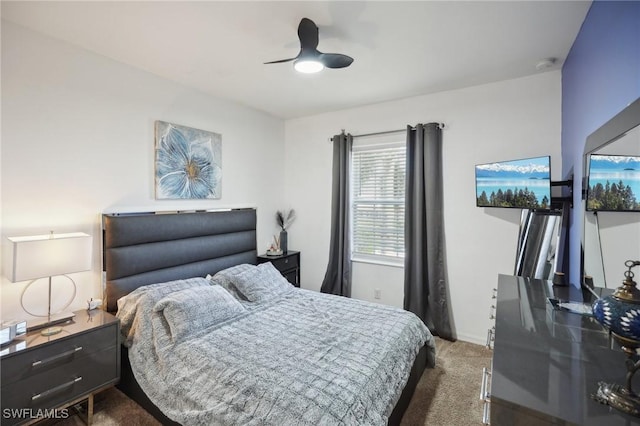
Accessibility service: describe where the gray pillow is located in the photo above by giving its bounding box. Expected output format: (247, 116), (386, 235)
(154, 285), (246, 343)
(209, 263), (256, 300)
(231, 262), (293, 303)
(117, 277), (210, 341)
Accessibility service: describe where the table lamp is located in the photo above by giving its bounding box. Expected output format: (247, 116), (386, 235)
(6, 231), (92, 336)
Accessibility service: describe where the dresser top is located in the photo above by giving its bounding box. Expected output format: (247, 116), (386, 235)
(0, 309), (118, 359)
(492, 274), (640, 425)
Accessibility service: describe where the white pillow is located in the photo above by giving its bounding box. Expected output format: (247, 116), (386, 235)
(154, 285), (246, 342)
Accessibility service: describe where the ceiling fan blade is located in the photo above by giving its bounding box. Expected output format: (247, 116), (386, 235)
(264, 57), (298, 65)
(267, 18), (353, 71)
(319, 53), (354, 69)
(298, 18), (319, 50)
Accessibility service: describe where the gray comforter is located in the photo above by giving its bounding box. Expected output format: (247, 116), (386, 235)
(118, 277), (434, 426)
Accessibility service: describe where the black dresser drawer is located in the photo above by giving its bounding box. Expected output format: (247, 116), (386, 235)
(0, 310), (120, 426)
(257, 251), (300, 288)
(282, 269), (299, 286)
(2, 346), (118, 424)
(1, 323), (118, 386)
(268, 254), (299, 272)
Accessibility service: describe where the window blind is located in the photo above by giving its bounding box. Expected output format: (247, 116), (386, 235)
(351, 143), (405, 262)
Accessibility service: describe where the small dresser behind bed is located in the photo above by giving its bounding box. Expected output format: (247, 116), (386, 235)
(102, 209), (429, 425)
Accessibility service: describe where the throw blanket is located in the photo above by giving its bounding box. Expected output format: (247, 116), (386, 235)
(118, 278), (435, 426)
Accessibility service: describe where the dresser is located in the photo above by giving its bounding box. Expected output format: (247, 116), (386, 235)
(490, 274), (640, 425)
(1, 309), (120, 425)
(257, 250), (300, 287)
(480, 286), (497, 423)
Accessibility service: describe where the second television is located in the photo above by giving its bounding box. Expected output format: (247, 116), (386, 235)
(587, 154), (640, 212)
(476, 155), (551, 209)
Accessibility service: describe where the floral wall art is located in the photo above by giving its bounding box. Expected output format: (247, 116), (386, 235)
(155, 121), (222, 199)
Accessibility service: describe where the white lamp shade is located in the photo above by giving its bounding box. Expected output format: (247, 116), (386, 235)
(7, 232), (92, 282)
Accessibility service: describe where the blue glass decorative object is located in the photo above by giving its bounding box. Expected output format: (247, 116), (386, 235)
(592, 260), (640, 417)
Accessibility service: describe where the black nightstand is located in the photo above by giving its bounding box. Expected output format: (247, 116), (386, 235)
(0, 309), (120, 425)
(257, 250), (300, 287)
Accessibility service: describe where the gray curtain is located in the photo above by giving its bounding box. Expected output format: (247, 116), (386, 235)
(404, 123), (454, 340)
(321, 132), (353, 297)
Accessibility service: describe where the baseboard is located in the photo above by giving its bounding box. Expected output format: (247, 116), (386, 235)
(453, 332), (487, 347)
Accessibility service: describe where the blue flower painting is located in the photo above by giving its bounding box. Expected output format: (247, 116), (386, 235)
(155, 121), (222, 199)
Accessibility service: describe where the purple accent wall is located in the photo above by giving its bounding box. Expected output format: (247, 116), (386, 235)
(562, 0), (640, 285)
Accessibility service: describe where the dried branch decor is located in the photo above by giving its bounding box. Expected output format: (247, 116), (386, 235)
(276, 209), (296, 231)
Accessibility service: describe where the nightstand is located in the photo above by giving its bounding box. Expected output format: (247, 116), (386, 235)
(1, 309), (120, 425)
(257, 250), (300, 287)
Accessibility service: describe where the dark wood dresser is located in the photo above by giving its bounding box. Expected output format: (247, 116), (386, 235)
(1, 309), (120, 425)
(257, 250), (300, 287)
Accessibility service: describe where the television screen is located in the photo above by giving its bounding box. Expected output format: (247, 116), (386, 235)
(587, 154), (640, 212)
(476, 156), (551, 209)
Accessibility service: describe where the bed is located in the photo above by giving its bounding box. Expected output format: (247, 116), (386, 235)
(103, 209), (435, 425)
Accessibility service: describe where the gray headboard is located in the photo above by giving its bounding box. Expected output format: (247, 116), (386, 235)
(102, 209), (257, 313)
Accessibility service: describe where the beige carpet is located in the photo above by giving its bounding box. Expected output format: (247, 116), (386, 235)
(56, 337), (492, 426)
(400, 338), (493, 425)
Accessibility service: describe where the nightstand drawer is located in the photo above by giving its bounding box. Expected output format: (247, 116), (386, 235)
(257, 251), (300, 288)
(1, 323), (118, 386)
(282, 269), (299, 287)
(1, 345), (118, 414)
(268, 255), (299, 272)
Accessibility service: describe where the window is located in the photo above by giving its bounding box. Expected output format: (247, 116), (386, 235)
(351, 139), (406, 265)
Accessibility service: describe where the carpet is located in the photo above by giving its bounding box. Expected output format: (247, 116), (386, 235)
(400, 337), (493, 425)
(56, 337), (492, 426)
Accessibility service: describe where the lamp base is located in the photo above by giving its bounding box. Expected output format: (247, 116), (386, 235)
(27, 312), (76, 333)
(40, 326), (62, 336)
(593, 381), (640, 417)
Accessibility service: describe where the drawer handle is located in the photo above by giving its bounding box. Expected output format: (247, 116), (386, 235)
(489, 305), (496, 320)
(480, 367), (492, 400)
(485, 327), (495, 349)
(32, 376), (82, 401)
(482, 399), (490, 424)
(284, 259), (289, 264)
(32, 346), (83, 368)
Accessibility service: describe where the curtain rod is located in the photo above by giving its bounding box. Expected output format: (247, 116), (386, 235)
(328, 122), (445, 142)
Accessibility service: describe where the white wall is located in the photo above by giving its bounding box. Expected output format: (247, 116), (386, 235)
(1, 21), (564, 344)
(284, 71), (562, 344)
(0, 22), (285, 321)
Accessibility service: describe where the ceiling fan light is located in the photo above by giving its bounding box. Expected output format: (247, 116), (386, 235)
(294, 60), (324, 73)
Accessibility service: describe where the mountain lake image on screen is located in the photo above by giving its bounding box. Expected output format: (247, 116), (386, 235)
(587, 154), (640, 212)
(475, 156), (551, 209)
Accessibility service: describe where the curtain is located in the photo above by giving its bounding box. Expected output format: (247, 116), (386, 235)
(404, 123), (454, 340)
(321, 132), (353, 297)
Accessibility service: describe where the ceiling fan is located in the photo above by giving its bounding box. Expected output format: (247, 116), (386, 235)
(265, 18), (354, 73)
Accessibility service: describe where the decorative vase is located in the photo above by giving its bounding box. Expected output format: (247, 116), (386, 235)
(279, 230), (288, 254)
(591, 260), (640, 417)
(592, 261), (640, 346)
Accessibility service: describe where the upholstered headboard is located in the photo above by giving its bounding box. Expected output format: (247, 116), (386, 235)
(102, 209), (257, 313)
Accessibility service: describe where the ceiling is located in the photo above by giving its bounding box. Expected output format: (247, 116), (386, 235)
(1, 1), (592, 119)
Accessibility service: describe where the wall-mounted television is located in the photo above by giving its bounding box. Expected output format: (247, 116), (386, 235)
(587, 154), (640, 212)
(476, 156), (551, 209)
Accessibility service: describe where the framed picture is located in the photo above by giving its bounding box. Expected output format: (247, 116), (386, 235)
(155, 121), (222, 199)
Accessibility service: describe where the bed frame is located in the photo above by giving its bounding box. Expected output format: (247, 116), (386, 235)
(102, 209), (428, 425)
